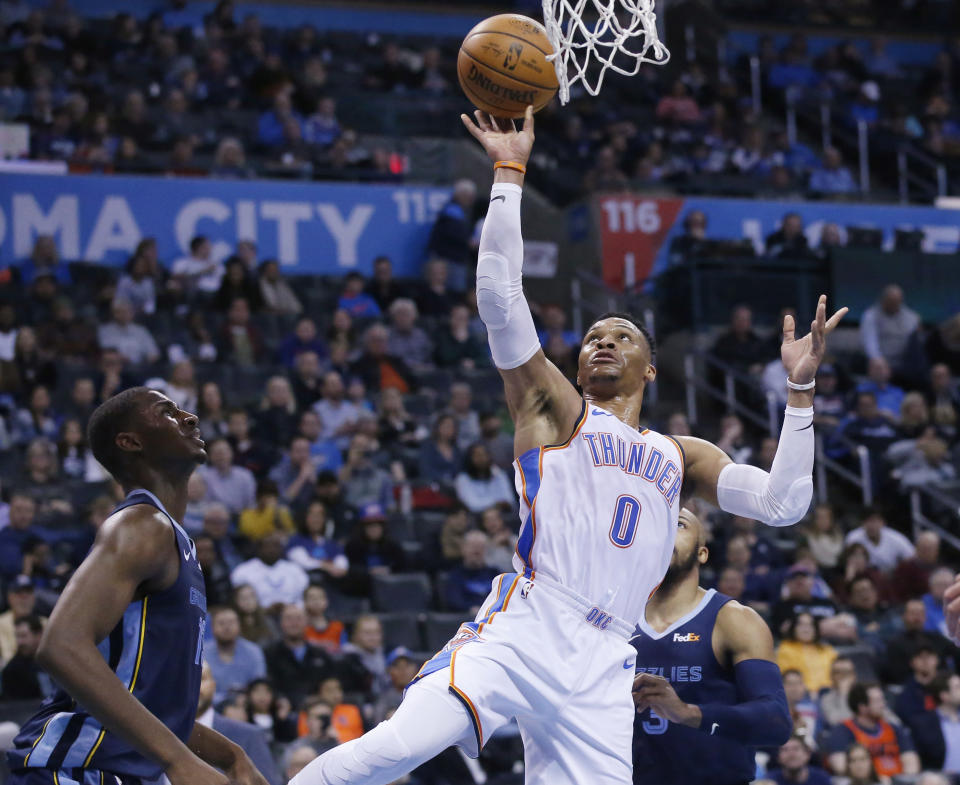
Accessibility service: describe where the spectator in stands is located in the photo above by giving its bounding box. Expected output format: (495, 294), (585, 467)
(386, 298), (432, 370)
(655, 78), (701, 126)
(826, 683), (920, 777)
(479, 506), (518, 573)
(349, 323), (415, 394)
(200, 437), (256, 514)
(845, 573), (898, 654)
(838, 392), (900, 458)
(207, 605), (267, 704)
(416, 258), (458, 318)
(428, 179), (477, 273)
(338, 433), (392, 511)
(97, 298), (160, 366)
(269, 436), (318, 513)
(215, 256), (262, 312)
(771, 735), (831, 785)
(232, 533), (310, 612)
(447, 381), (481, 451)
(278, 317), (326, 368)
(167, 311), (218, 365)
(337, 272), (381, 321)
(258, 92), (303, 148)
(924, 567), (955, 638)
(819, 656), (858, 729)
(731, 126), (771, 176)
(831, 542), (892, 609)
(907, 672), (960, 773)
(19, 235), (70, 286)
(447, 531), (500, 615)
(284, 745), (319, 781)
(711, 304), (768, 377)
(172, 235), (224, 298)
(857, 357), (904, 419)
(303, 96), (340, 148)
(766, 213), (813, 259)
(11, 384), (59, 444)
(891, 531), (941, 604)
(232, 583), (278, 647)
(343, 503), (403, 596)
(224, 409), (271, 478)
(434, 304), (488, 370)
(808, 146), (857, 195)
(373, 647), (419, 724)
(197, 381), (228, 443)
(210, 137), (254, 179)
(782, 668), (820, 746)
(894, 391), (934, 440)
(256, 375), (299, 450)
(479, 411), (513, 472)
(296, 410), (341, 474)
(365, 256), (406, 313)
(263, 603), (334, 709)
(883, 599), (954, 684)
(239, 479), (295, 542)
(803, 504), (845, 572)
(364, 42), (418, 92)
(115, 253), (156, 316)
(57, 417), (104, 482)
(0, 326), (57, 398)
(290, 482), (349, 572)
(0, 615), (48, 700)
(583, 145), (628, 193)
(376, 387), (424, 452)
(302, 584), (345, 653)
(455, 442), (515, 514)
(317, 676), (363, 743)
(926, 363), (959, 439)
(219, 297), (264, 366)
(845, 507), (915, 572)
(418, 413), (460, 485)
(890, 434), (956, 491)
(895, 642), (941, 723)
(195, 533), (232, 606)
(290, 350), (323, 411)
(777, 611), (837, 694)
(0, 574), (44, 666)
(19, 437), (73, 524)
(341, 615), (389, 695)
(771, 563), (844, 638)
(860, 284), (921, 379)
(202, 505), (245, 575)
(258, 259), (302, 316)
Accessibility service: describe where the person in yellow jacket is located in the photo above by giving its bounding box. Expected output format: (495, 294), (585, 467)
(776, 610), (838, 694)
(239, 479), (295, 541)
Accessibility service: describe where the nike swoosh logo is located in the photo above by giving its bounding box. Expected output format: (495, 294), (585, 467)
(623, 658), (634, 670)
(710, 722), (719, 735)
(795, 422), (813, 431)
(490, 195), (506, 203)
(592, 409), (614, 417)
(183, 548), (192, 561)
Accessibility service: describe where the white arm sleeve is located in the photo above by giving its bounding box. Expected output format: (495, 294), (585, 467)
(716, 405), (815, 527)
(476, 182), (541, 370)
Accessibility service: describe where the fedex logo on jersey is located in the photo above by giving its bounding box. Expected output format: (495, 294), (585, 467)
(635, 665), (703, 682)
(673, 632), (700, 642)
(580, 432), (682, 505)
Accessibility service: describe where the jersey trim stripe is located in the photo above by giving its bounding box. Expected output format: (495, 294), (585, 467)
(22, 714), (55, 766)
(515, 451), (542, 578)
(543, 401), (588, 452)
(47, 714), (85, 771)
(82, 597), (149, 768)
(449, 649), (483, 749)
(478, 575), (520, 633)
(663, 435), (686, 478)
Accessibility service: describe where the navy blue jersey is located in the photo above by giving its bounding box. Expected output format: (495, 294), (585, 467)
(9, 490), (206, 780)
(631, 590), (754, 785)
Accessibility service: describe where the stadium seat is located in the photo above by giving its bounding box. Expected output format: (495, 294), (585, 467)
(326, 591), (371, 621)
(371, 572), (431, 612)
(376, 611), (424, 651)
(423, 612), (472, 652)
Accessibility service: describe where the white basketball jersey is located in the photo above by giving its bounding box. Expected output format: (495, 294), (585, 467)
(512, 402), (684, 624)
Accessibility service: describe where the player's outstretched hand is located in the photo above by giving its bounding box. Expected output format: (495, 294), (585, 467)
(228, 752), (272, 785)
(780, 294), (848, 385)
(167, 753), (229, 785)
(632, 672), (701, 728)
(945, 573), (960, 646)
(460, 105), (535, 167)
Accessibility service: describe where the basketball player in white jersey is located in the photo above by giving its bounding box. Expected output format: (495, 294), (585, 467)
(290, 106), (847, 785)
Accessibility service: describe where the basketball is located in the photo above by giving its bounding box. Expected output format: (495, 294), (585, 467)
(457, 14), (559, 119)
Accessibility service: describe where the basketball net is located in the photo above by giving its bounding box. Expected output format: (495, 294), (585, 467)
(541, 0), (670, 104)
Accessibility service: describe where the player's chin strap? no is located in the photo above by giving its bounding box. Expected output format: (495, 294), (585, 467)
(476, 183), (541, 370)
(716, 405), (815, 527)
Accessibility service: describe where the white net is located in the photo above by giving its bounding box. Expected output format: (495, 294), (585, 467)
(541, 0), (671, 104)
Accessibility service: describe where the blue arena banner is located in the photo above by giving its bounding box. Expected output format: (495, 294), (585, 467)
(0, 173), (451, 275)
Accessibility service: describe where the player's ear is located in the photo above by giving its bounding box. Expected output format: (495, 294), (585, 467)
(115, 431), (143, 454)
(645, 364), (657, 383)
(698, 545), (709, 565)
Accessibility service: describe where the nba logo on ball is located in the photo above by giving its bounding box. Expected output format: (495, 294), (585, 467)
(503, 43), (523, 71)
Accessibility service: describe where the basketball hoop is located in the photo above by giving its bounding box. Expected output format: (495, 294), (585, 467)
(541, 0), (670, 104)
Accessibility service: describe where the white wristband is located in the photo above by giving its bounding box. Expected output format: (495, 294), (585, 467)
(786, 378), (815, 391)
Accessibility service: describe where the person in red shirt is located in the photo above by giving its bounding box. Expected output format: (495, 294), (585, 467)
(302, 585), (344, 653)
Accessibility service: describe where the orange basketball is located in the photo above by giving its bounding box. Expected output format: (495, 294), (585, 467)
(458, 14), (559, 119)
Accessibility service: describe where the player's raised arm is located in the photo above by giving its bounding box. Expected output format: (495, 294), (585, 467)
(677, 295), (848, 524)
(461, 106), (583, 455)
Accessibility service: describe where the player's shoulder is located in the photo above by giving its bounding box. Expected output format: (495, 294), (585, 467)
(715, 599), (774, 651)
(97, 503), (174, 554)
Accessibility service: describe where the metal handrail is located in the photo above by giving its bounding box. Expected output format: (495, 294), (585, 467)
(910, 487), (960, 550)
(685, 351), (874, 505)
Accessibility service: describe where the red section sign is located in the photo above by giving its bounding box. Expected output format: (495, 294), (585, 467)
(596, 196), (685, 291)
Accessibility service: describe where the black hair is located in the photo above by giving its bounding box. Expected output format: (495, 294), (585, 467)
(592, 311), (656, 363)
(14, 614), (44, 634)
(927, 672), (954, 705)
(87, 387), (152, 481)
(847, 682), (880, 714)
(785, 611), (821, 644)
(189, 235), (208, 252)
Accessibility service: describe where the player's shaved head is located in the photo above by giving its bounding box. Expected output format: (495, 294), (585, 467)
(661, 507), (708, 588)
(87, 386), (153, 479)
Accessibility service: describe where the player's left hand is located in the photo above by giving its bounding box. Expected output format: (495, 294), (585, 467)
(632, 673), (701, 728)
(780, 294), (848, 385)
(227, 753), (270, 785)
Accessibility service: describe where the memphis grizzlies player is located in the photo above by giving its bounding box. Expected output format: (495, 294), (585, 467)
(292, 106), (846, 785)
(8, 389), (269, 785)
(632, 507), (791, 784)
